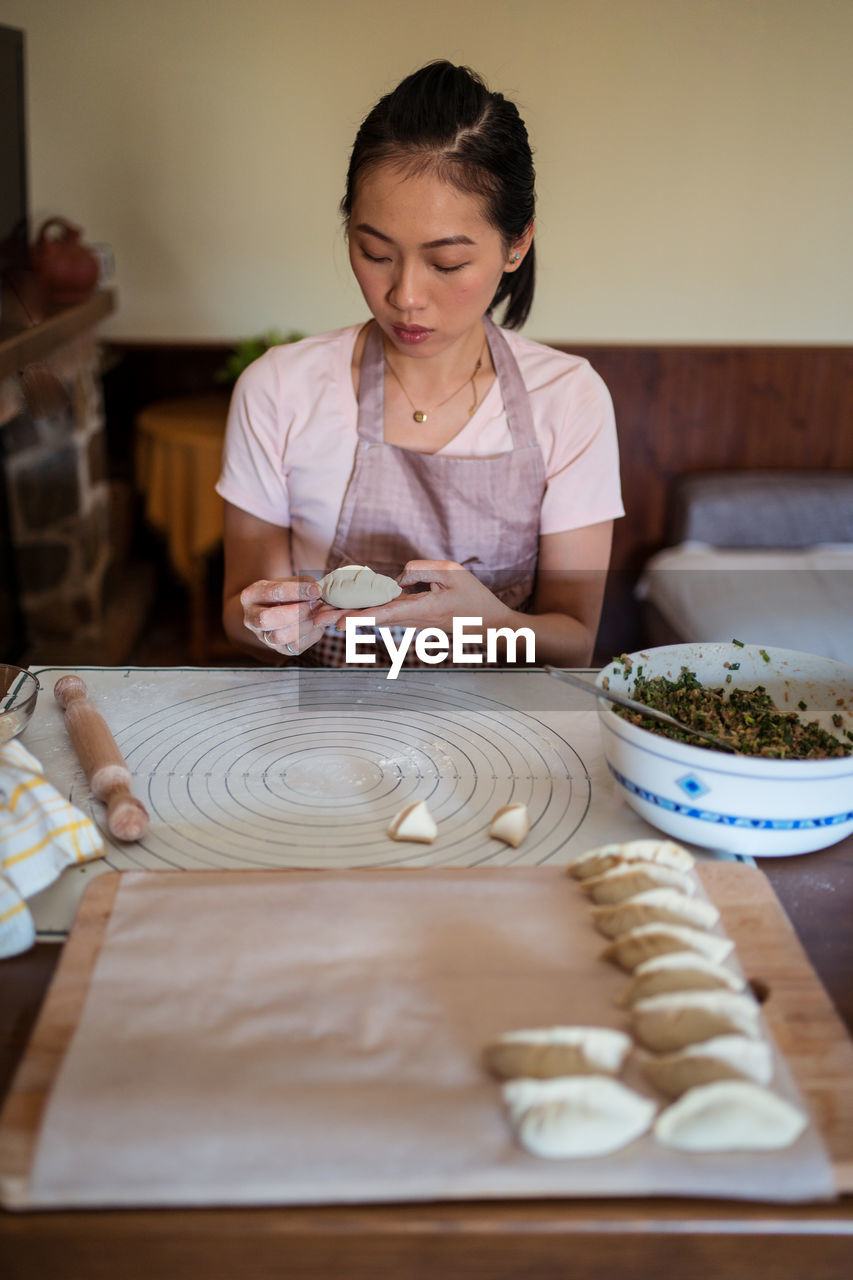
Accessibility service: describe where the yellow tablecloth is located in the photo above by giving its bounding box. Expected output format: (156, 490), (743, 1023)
(135, 393), (229, 583)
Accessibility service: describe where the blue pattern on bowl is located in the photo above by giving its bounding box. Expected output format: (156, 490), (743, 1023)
(609, 764), (853, 831)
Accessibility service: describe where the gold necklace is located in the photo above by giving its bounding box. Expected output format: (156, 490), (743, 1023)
(384, 339), (486, 424)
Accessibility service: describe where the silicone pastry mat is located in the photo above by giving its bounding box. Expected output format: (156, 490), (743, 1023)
(26, 667), (739, 936)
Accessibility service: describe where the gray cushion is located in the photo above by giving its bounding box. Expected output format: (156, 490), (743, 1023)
(669, 471), (853, 548)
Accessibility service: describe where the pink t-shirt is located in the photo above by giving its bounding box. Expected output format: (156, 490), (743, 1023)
(216, 323), (623, 576)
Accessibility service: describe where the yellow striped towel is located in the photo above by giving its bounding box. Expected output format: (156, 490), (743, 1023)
(1, 738), (104, 958)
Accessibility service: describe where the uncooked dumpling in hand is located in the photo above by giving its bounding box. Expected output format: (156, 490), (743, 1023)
(641, 1034), (773, 1098)
(483, 1026), (632, 1080)
(631, 989), (761, 1053)
(318, 564), (402, 608)
(653, 1080), (806, 1151)
(503, 1075), (657, 1158)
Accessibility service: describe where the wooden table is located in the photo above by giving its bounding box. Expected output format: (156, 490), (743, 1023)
(2, 840), (853, 1278)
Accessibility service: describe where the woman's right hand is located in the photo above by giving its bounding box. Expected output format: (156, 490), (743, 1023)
(239, 577), (333, 656)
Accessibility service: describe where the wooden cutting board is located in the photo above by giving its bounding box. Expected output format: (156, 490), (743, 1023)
(2, 863), (853, 1207)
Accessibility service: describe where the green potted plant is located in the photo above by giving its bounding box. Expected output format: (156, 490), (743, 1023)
(215, 328), (305, 386)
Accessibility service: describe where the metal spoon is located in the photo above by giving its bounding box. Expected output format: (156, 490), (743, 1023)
(543, 666), (739, 754)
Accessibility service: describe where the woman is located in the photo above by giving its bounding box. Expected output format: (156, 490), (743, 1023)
(218, 61), (622, 667)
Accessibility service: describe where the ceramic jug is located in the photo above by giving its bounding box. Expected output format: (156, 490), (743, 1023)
(31, 218), (100, 304)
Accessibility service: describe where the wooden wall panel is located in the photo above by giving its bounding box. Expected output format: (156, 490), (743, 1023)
(552, 345), (853, 657)
(562, 345), (853, 571)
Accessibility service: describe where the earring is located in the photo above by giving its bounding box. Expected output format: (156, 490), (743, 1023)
(509, 253), (522, 263)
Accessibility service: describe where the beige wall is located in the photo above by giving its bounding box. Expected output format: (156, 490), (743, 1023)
(1, 0), (851, 342)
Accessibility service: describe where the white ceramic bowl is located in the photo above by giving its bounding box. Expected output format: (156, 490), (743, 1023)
(596, 643), (853, 857)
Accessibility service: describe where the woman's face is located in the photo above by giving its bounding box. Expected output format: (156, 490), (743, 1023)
(348, 161), (520, 360)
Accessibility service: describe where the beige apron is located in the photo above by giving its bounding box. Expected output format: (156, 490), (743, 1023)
(306, 314), (546, 667)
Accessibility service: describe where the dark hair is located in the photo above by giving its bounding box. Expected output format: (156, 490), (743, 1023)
(341, 61), (536, 330)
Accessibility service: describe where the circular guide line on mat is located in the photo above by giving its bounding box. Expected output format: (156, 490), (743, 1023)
(75, 672), (592, 870)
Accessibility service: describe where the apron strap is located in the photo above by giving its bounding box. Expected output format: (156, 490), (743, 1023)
(355, 323), (386, 444)
(481, 314), (538, 451)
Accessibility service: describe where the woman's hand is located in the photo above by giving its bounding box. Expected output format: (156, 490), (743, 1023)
(222, 504), (342, 660)
(240, 577), (335, 656)
(310, 521), (614, 669)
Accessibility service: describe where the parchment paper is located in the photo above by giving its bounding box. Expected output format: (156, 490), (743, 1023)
(28, 869), (834, 1207)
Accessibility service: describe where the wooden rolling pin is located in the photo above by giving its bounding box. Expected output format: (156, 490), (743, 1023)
(54, 674), (149, 842)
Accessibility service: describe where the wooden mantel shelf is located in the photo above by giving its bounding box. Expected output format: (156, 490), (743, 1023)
(0, 289), (116, 382)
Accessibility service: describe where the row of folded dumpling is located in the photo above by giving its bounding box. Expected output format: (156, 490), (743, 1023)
(483, 839), (807, 1159)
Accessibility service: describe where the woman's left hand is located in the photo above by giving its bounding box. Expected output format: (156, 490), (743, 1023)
(314, 560), (513, 634)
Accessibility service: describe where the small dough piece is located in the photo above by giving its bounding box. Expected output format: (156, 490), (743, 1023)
(503, 1075), (657, 1159)
(581, 861), (696, 905)
(387, 799), (437, 844)
(318, 564), (402, 609)
(654, 1080), (807, 1152)
(568, 839), (694, 881)
(641, 1034), (774, 1098)
(602, 923), (735, 972)
(591, 888), (720, 939)
(632, 989), (761, 1052)
(618, 950), (745, 1007)
(484, 1026), (632, 1080)
(488, 803), (530, 848)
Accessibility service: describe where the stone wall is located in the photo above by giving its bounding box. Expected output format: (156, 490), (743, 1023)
(0, 333), (138, 662)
